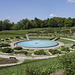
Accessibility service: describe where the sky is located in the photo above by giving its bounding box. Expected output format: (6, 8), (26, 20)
(0, 0), (75, 23)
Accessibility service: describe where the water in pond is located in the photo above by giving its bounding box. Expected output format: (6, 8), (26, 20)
(16, 40), (58, 48)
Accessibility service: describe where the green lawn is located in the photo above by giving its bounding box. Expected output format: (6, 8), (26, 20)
(0, 57), (63, 75)
(0, 35), (21, 39)
(0, 28), (43, 39)
(0, 51), (75, 75)
(30, 38), (50, 40)
(58, 39), (75, 44)
(0, 58), (6, 61)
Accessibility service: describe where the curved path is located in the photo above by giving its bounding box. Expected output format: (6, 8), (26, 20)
(0, 37), (74, 67)
(0, 54), (63, 67)
(61, 37), (75, 42)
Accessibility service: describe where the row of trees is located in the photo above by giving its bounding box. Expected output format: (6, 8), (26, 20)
(0, 17), (75, 31)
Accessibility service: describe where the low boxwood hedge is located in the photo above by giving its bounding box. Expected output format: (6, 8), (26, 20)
(49, 49), (61, 55)
(15, 51), (28, 55)
(14, 47), (22, 50)
(34, 50), (46, 55)
(1, 48), (13, 53)
(61, 46), (70, 52)
(0, 43), (10, 47)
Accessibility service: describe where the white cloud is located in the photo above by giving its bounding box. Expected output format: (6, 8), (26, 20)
(49, 14), (56, 17)
(67, 0), (75, 2)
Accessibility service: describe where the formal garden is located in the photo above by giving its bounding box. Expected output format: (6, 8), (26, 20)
(0, 27), (75, 75)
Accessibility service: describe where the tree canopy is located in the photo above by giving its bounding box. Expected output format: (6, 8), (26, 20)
(0, 17), (75, 31)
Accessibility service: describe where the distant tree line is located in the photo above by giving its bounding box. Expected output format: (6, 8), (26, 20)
(0, 17), (75, 31)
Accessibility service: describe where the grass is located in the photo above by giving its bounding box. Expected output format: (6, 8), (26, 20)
(29, 36), (51, 38)
(0, 28), (43, 39)
(0, 35), (21, 39)
(0, 51), (75, 75)
(45, 52), (50, 56)
(0, 57), (63, 75)
(26, 52), (32, 56)
(58, 39), (75, 44)
(30, 38), (50, 40)
(23, 59), (41, 64)
(0, 58), (6, 61)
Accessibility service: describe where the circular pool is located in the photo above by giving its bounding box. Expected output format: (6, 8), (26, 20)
(16, 40), (58, 48)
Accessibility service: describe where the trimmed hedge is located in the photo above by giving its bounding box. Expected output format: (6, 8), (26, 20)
(49, 37), (55, 40)
(10, 37), (14, 39)
(5, 38), (9, 40)
(1, 48), (13, 53)
(15, 51), (28, 55)
(49, 49), (61, 55)
(34, 50), (46, 55)
(15, 36), (20, 39)
(61, 46), (70, 52)
(0, 43), (10, 47)
(54, 37), (60, 41)
(14, 47), (22, 50)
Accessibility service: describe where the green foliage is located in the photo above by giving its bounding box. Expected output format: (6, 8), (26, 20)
(48, 17), (58, 27)
(0, 54), (64, 75)
(14, 47), (22, 50)
(22, 36), (26, 38)
(1, 48), (13, 53)
(64, 18), (73, 27)
(15, 36), (20, 38)
(49, 49), (61, 55)
(5, 38), (9, 40)
(10, 37), (14, 39)
(34, 50), (46, 55)
(58, 39), (75, 44)
(60, 54), (75, 75)
(23, 59), (41, 64)
(25, 65), (56, 75)
(49, 37), (55, 40)
(0, 17), (75, 31)
(61, 46), (70, 52)
(0, 43), (10, 47)
(54, 37), (60, 41)
(15, 51), (28, 55)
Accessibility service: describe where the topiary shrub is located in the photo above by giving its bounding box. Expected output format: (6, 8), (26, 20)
(49, 49), (61, 55)
(15, 51), (28, 55)
(1, 48), (13, 53)
(0, 43), (10, 47)
(14, 47), (22, 50)
(61, 46), (70, 52)
(34, 50), (46, 55)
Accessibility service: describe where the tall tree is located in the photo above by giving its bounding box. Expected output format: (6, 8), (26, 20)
(64, 18), (72, 27)
(48, 17), (58, 27)
(0, 21), (2, 31)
